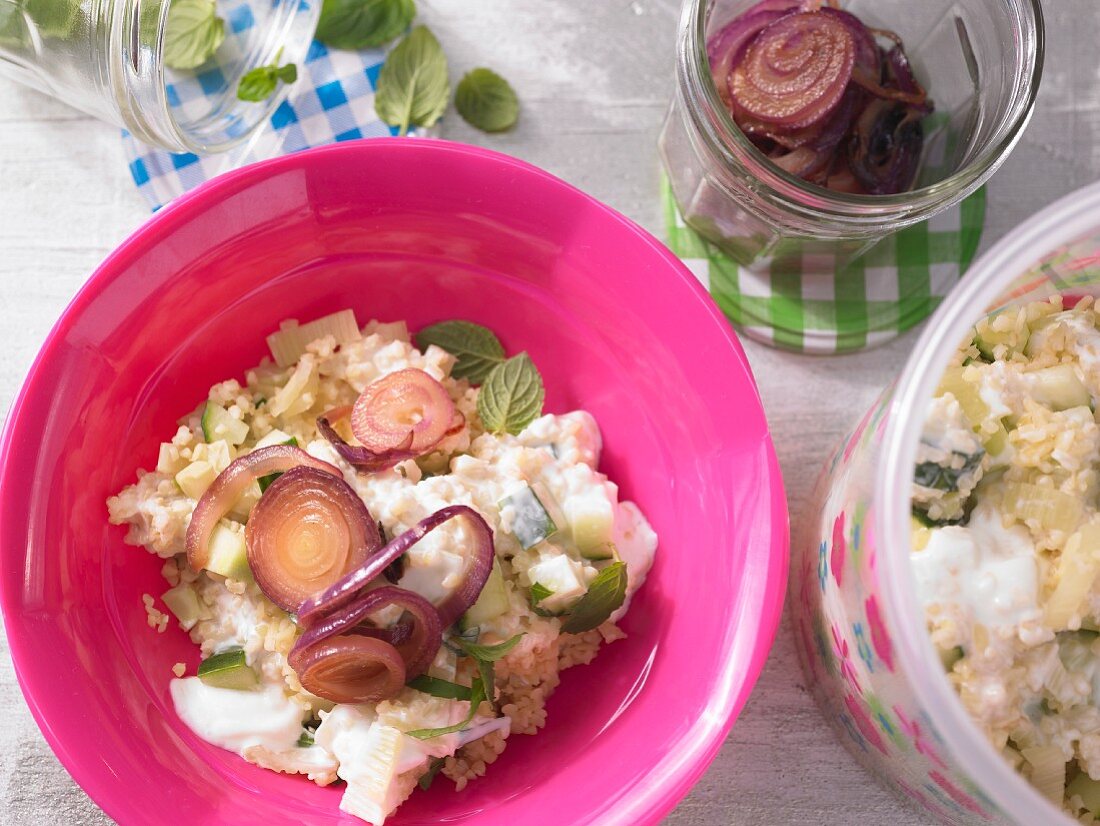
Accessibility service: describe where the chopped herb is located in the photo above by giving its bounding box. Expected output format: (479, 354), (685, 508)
(416, 320), (505, 384)
(477, 353), (544, 435)
(913, 450), (984, 492)
(258, 471), (282, 492)
(454, 68), (519, 133)
(297, 730), (315, 747)
(560, 561), (627, 634)
(407, 674), (473, 701)
(529, 582), (555, 617)
(406, 676), (486, 739)
(454, 633), (524, 662)
(419, 757), (445, 791)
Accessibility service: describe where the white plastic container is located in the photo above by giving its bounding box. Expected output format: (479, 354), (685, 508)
(792, 180), (1100, 825)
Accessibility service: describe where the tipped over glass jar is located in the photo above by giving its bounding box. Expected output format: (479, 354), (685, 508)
(0, 0), (318, 153)
(659, 0), (1044, 268)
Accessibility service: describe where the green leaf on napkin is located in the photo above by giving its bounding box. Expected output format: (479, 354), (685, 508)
(477, 353), (544, 435)
(374, 25), (449, 136)
(416, 320), (505, 384)
(237, 59), (298, 102)
(454, 68), (519, 133)
(316, 0), (414, 50)
(163, 0), (225, 70)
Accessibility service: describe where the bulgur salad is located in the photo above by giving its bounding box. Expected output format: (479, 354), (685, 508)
(107, 310), (657, 825)
(911, 296), (1100, 818)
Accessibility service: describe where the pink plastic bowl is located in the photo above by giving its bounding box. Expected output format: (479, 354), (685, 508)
(0, 139), (787, 826)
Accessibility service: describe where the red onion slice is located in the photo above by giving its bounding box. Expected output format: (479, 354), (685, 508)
(288, 635), (406, 704)
(185, 445), (342, 572)
(294, 585), (443, 678)
(351, 369), (457, 454)
(707, 4), (797, 107)
(317, 406), (419, 473)
(245, 466), (382, 612)
(847, 98), (925, 195)
(728, 10), (855, 130)
(298, 504), (495, 630)
(819, 7), (878, 75)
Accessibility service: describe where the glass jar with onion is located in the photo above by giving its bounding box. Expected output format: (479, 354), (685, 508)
(0, 0), (318, 153)
(659, 0), (1044, 268)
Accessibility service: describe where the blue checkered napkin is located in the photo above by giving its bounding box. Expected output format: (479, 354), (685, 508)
(123, 38), (406, 212)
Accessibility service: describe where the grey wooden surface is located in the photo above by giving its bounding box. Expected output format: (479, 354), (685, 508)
(0, 0), (1092, 823)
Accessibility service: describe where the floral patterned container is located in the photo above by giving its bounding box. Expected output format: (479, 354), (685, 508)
(792, 180), (1100, 825)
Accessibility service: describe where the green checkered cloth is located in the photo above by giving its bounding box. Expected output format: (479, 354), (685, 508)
(661, 178), (986, 353)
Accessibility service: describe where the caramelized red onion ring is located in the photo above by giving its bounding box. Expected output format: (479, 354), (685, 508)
(185, 445), (342, 572)
(317, 405), (420, 473)
(728, 11), (855, 130)
(294, 585), (443, 678)
(707, 1), (797, 107)
(848, 98), (925, 195)
(298, 504), (495, 630)
(245, 466), (382, 612)
(352, 369), (459, 454)
(709, 0), (932, 195)
(288, 635), (406, 704)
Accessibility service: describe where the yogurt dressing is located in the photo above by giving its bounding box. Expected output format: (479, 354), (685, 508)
(170, 679), (304, 755)
(911, 504), (1040, 630)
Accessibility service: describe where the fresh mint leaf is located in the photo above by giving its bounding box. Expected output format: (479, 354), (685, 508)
(455, 68), (519, 133)
(374, 25), (448, 136)
(406, 676), (486, 739)
(477, 353), (544, 435)
(407, 674), (473, 701)
(455, 633), (524, 662)
(316, 0), (414, 50)
(163, 0), (225, 70)
(237, 60), (297, 102)
(561, 561), (628, 634)
(416, 320), (505, 383)
(419, 757), (445, 791)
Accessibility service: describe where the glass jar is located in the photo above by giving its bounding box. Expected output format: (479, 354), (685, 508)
(0, 0), (318, 153)
(659, 0), (1044, 268)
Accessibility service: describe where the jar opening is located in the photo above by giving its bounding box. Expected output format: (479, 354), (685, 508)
(875, 182), (1100, 826)
(683, 0), (1044, 217)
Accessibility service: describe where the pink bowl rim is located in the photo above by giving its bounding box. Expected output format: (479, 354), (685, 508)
(0, 138), (790, 825)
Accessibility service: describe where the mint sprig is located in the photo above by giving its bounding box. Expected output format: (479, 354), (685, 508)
(455, 68), (519, 133)
(416, 320), (505, 383)
(237, 58), (297, 102)
(316, 0), (414, 50)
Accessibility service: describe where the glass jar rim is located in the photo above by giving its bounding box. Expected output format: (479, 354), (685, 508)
(875, 181), (1100, 825)
(682, 0), (1045, 221)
